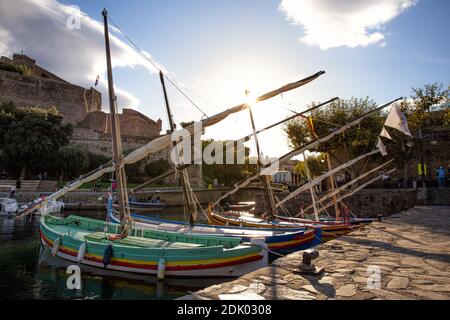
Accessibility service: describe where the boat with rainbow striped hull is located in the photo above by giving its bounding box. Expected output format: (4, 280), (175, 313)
(39, 215), (267, 277)
(108, 211), (322, 256)
(207, 210), (362, 242)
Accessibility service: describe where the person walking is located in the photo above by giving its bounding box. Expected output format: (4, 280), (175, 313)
(15, 178), (21, 191)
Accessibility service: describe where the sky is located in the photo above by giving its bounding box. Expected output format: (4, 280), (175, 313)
(0, 0), (449, 159)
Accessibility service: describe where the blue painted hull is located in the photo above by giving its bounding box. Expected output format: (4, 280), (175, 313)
(108, 211), (321, 256)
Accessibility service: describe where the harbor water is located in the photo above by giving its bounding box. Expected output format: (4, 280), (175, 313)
(0, 208), (227, 300)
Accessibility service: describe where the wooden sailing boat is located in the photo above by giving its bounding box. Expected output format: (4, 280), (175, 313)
(37, 9), (268, 278)
(206, 97), (403, 241)
(107, 68), (326, 255)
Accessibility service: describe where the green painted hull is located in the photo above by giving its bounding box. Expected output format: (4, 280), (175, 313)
(39, 215), (266, 277)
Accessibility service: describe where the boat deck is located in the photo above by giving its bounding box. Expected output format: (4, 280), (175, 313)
(49, 224), (203, 249)
(85, 232), (203, 248)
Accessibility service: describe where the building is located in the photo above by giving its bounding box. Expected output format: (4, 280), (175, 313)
(0, 53), (203, 186)
(272, 171), (292, 184)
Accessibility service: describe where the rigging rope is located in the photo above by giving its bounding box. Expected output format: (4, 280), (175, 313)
(107, 16), (209, 118)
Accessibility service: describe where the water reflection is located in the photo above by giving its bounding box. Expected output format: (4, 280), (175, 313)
(0, 209), (228, 300)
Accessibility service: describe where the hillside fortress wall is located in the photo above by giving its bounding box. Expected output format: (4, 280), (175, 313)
(0, 53), (203, 186)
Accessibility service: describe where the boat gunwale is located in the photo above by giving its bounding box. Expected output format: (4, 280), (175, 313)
(41, 215), (261, 254)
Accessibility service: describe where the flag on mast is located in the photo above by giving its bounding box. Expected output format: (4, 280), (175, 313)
(379, 126), (392, 140)
(377, 137), (388, 156)
(306, 117), (319, 139)
(384, 105), (412, 138)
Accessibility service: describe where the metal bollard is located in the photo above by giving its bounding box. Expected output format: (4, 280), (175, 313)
(300, 249), (323, 274)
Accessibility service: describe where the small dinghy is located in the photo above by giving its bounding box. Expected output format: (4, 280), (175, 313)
(37, 199), (65, 215)
(0, 197), (19, 216)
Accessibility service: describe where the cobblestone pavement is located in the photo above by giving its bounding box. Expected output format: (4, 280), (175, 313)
(181, 206), (450, 300)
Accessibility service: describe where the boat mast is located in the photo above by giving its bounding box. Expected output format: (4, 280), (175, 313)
(326, 152), (341, 220)
(159, 71), (197, 226)
(302, 152), (320, 221)
(212, 97), (402, 208)
(102, 8), (130, 223)
(246, 91), (277, 220)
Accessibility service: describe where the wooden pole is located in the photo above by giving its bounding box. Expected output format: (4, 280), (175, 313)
(326, 152), (341, 220)
(159, 71), (197, 225)
(102, 8), (129, 222)
(247, 101), (277, 220)
(303, 152), (319, 222)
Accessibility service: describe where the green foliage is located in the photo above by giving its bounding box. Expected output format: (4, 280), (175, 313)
(0, 102), (72, 177)
(0, 62), (33, 76)
(54, 144), (89, 181)
(385, 83), (449, 184)
(201, 139), (256, 186)
(294, 153), (327, 178)
(125, 162), (144, 182)
(180, 121), (194, 128)
(144, 158), (171, 177)
(86, 152), (110, 171)
(398, 83), (449, 131)
(284, 97), (384, 179)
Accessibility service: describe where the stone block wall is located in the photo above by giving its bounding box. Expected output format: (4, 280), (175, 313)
(70, 128), (205, 187)
(255, 188), (418, 218)
(78, 108), (162, 138)
(428, 187), (450, 205)
(0, 69), (101, 124)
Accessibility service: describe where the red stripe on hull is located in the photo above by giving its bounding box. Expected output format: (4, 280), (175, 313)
(40, 229), (262, 271)
(268, 234), (315, 250)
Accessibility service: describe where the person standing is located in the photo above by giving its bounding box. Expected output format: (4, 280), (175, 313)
(8, 187), (16, 199)
(382, 173), (390, 189)
(16, 178), (21, 191)
(438, 166), (446, 188)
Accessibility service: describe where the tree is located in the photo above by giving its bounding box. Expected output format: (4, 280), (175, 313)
(389, 83), (449, 186)
(125, 162), (144, 183)
(53, 144), (89, 182)
(294, 153), (327, 179)
(0, 102), (72, 178)
(284, 97), (385, 181)
(399, 83), (449, 131)
(86, 152), (110, 171)
(201, 139), (256, 187)
(180, 121), (194, 128)
(144, 158), (171, 178)
(0, 62), (33, 76)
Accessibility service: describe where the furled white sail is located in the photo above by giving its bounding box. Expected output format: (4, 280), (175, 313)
(17, 72), (325, 217)
(315, 168), (397, 215)
(132, 97), (338, 192)
(299, 159), (394, 215)
(212, 97), (401, 206)
(272, 149), (380, 210)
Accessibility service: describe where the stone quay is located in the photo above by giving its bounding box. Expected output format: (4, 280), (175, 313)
(181, 205), (450, 300)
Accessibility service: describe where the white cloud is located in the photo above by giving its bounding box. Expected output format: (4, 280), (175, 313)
(0, 0), (164, 111)
(279, 0), (418, 49)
